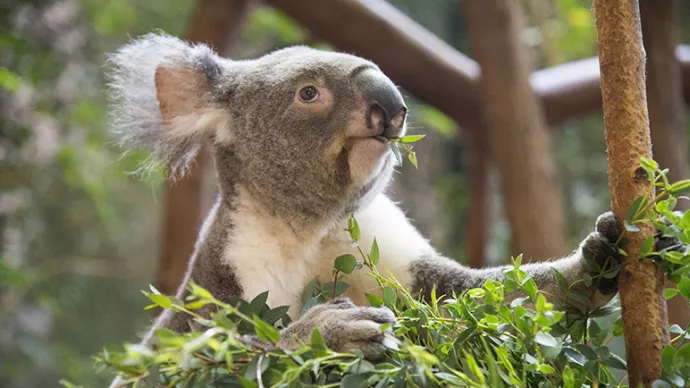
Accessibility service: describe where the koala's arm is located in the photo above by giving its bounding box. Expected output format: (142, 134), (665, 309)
(409, 247), (611, 310)
(346, 195), (619, 310)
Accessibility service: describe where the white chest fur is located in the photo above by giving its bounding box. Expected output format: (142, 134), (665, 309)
(221, 189), (323, 318)
(314, 194), (436, 305)
(221, 190), (436, 319)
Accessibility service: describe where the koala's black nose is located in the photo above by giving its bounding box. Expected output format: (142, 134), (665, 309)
(356, 68), (407, 132)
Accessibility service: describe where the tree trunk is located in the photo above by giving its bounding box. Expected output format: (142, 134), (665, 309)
(461, 0), (568, 261)
(156, 0), (251, 295)
(594, 0), (670, 385)
(640, 0), (690, 329)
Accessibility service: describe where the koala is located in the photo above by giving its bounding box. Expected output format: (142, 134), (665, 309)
(105, 33), (680, 385)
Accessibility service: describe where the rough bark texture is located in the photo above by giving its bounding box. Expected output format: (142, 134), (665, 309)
(594, 0), (670, 385)
(640, 0), (690, 328)
(462, 0), (567, 261)
(155, 0), (250, 295)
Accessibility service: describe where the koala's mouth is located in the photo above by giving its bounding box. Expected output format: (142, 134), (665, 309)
(354, 131), (396, 144)
(344, 134), (391, 152)
(374, 135), (395, 143)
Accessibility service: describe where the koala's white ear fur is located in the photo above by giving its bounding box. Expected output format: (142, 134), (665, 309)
(155, 64), (208, 124)
(106, 33), (229, 177)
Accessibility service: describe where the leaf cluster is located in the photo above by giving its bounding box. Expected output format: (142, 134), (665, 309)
(67, 158), (690, 388)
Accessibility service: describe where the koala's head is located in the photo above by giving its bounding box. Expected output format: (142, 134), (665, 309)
(107, 33), (407, 229)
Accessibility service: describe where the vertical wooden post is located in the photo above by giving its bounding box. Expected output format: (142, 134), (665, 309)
(594, 0), (670, 385)
(156, 0), (251, 295)
(461, 0), (567, 261)
(466, 129), (490, 268)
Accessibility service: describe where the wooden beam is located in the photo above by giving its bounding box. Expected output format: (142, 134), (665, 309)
(535, 47), (690, 125)
(532, 57), (603, 125)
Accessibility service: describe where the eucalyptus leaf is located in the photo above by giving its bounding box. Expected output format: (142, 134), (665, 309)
(370, 238), (380, 265)
(334, 254), (357, 274)
(534, 331), (557, 347)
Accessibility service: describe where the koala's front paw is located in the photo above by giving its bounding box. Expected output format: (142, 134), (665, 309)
(581, 211), (622, 296)
(582, 211), (688, 296)
(278, 297), (396, 359)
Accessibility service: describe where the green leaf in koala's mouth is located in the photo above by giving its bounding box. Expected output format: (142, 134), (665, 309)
(375, 134), (426, 144)
(397, 135), (426, 143)
(374, 134), (425, 169)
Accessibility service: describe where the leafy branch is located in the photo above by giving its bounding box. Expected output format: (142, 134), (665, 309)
(61, 157), (690, 388)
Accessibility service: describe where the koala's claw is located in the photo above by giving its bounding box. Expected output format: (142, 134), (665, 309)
(581, 237), (620, 295)
(582, 211), (688, 296)
(595, 211), (621, 243)
(581, 212), (622, 295)
(278, 297), (396, 360)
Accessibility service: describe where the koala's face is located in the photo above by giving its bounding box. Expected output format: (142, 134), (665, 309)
(213, 48), (407, 215)
(107, 35), (407, 226)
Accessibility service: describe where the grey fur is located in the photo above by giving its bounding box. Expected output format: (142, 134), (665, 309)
(166, 199), (243, 333)
(106, 33), (220, 176)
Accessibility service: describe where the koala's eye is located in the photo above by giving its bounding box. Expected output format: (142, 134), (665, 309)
(298, 86), (319, 102)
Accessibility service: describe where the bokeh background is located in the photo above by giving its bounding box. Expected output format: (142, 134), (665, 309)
(2, 0), (690, 386)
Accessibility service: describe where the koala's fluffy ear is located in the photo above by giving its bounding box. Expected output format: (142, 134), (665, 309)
(106, 33), (229, 176)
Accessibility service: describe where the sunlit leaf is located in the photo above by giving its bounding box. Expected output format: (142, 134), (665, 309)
(347, 215), (360, 242)
(370, 238), (380, 265)
(535, 332), (557, 347)
(624, 220), (640, 232)
(334, 254), (357, 274)
(253, 316), (280, 344)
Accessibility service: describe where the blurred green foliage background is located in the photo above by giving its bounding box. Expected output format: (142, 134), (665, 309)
(1, 0), (690, 387)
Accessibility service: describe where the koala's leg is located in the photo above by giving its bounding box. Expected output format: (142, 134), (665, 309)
(277, 297), (396, 359)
